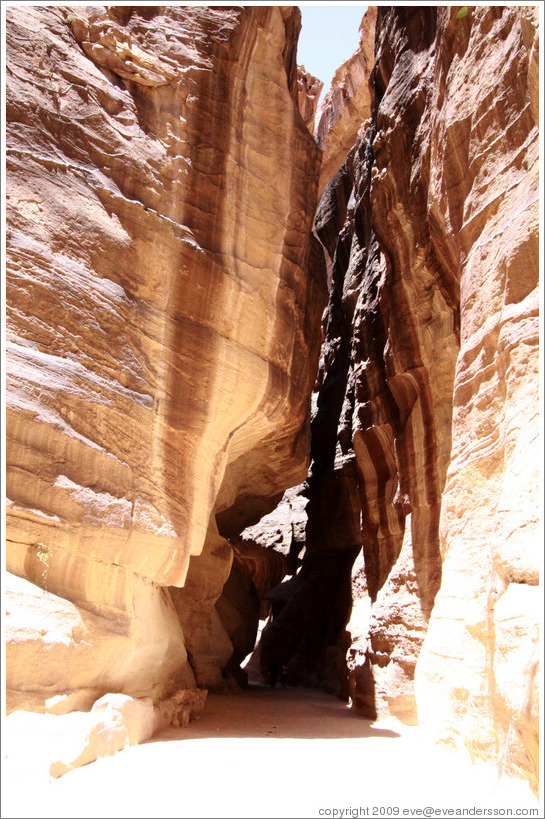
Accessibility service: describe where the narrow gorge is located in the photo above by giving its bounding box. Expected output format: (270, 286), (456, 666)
(5, 3), (540, 802)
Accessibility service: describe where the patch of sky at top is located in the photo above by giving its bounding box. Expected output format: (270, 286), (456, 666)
(298, 5), (368, 101)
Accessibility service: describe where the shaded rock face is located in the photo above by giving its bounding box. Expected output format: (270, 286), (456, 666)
(263, 5), (539, 791)
(241, 483), (309, 575)
(6, 5), (326, 711)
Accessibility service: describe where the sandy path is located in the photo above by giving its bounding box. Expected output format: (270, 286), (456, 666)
(2, 685), (538, 818)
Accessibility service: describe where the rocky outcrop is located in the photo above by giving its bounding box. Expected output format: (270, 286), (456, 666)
(216, 538), (287, 682)
(5, 4), (326, 712)
(314, 7), (376, 197)
(241, 484), (309, 575)
(5, 689), (206, 780)
(6, 569), (195, 714)
(263, 4), (539, 792)
(297, 66), (323, 133)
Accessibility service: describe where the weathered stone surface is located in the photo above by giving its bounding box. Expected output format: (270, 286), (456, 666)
(314, 6), (376, 197)
(297, 65), (323, 134)
(491, 585), (540, 785)
(49, 693), (157, 778)
(4, 1), (540, 797)
(6, 4), (325, 710)
(347, 523), (424, 726)
(153, 687), (207, 730)
(168, 522), (234, 690)
(398, 6), (539, 791)
(241, 483), (308, 574)
(229, 538), (287, 601)
(6, 688), (206, 781)
(6, 570), (194, 713)
(169, 524), (288, 691)
(270, 4), (539, 792)
(215, 538), (287, 681)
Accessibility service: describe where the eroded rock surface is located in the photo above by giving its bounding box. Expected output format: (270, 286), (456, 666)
(5, 2), (540, 797)
(297, 66), (323, 134)
(6, 4), (326, 711)
(412, 5), (540, 791)
(265, 4), (539, 792)
(5, 689), (206, 780)
(314, 6), (376, 197)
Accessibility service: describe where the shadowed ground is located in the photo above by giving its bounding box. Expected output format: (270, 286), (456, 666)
(2, 686), (539, 818)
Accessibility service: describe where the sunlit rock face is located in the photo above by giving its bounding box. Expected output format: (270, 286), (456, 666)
(5, 4), (326, 711)
(411, 6), (539, 792)
(268, 5), (539, 790)
(297, 66), (323, 134)
(314, 6), (376, 198)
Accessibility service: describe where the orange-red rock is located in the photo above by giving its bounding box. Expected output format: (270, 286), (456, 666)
(6, 4), (326, 712)
(314, 7), (376, 197)
(275, 5), (539, 793)
(4, 2), (540, 797)
(297, 65), (323, 134)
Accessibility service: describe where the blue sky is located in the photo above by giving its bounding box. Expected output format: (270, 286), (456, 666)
(298, 5), (369, 98)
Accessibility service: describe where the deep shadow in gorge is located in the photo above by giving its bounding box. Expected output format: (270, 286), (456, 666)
(214, 9), (540, 798)
(4, 2), (539, 801)
(149, 686), (401, 742)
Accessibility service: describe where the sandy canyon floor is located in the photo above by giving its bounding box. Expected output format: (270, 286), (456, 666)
(2, 686), (539, 818)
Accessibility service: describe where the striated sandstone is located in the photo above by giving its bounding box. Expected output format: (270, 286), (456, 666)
(168, 521), (234, 690)
(6, 570), (194, 714)
(168, 521), (287, 690)
(413, 5), (540, 791)
(6, 4), (325, 711)
(266, 4), (539, 792)
(216, 537), (287, 681)
(314, 6), (376, 198)
(4, 1), (540, 795)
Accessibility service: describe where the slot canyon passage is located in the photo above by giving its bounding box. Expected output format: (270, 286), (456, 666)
(3, 4), (541, 817)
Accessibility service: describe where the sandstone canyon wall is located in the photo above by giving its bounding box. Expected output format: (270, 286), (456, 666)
(314, 6), (377, 198)
(5, 4), (326, 713)
(258, 4), (540, 793)
(4, 2), (540, 796)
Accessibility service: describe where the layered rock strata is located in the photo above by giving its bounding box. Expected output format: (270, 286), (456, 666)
(412, 6), (540, 791)
(6, 4), (326, 712)
(263, 4), (539, 791)
(5, 2), (540, 795)
(314, 6), (376, 198)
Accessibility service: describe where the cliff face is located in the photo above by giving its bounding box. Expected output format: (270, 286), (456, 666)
(5, 2), (540, 795)
(314, 6), (376, 198)
(261, 4), (539, 790)
(6, 4), (326, 711)
(412, 6), (540, 787)
(297, 65), (323, 134)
